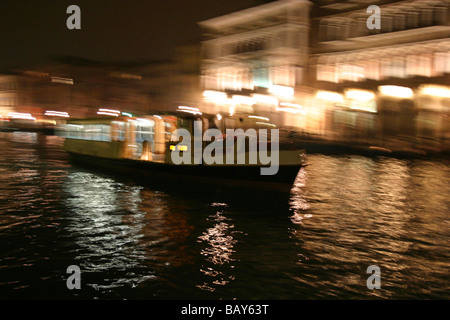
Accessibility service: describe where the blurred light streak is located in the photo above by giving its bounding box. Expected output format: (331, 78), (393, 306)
(378, 85), (413, 99)
(316, 91), (344, 102)
(420, 85), (450, 98)
(45, 111), (70, 118)
(251, 94), (278, 106)
(345, 89), (375, 101)
(269, 85), (294, 97)
(7, 112), (36, 121)
(232, 95), (256, 106)
(248, 115), (269, 121)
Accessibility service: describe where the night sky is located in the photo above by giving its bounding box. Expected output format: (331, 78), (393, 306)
(0, 0), (275, 70)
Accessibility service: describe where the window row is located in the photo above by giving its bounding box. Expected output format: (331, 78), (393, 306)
(319, 3), (448, 41)
(316, 51), (450, 83)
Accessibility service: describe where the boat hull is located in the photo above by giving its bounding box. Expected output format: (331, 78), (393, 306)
(67, 152), (304, 194)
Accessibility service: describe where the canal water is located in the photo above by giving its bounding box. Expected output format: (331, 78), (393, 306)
(0, 132), (449, 300)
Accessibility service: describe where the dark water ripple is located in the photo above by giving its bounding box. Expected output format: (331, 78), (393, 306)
(0, 132), (449, 299)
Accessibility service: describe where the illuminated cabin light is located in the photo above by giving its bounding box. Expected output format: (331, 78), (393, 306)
(7, 112), (36, 121)
(345, 89), (375, 101)
(178, 145), (188, 152)
(217, 114), (222, 121)
(255, 122), (277, 127)
(269, 85), (294, 97)
(178, 106), (202, 115)
(51, 77), (73, 85)
(251, 94), (279, 106)
(276, 107), (301, 114)
(280, 102), (303, 109)
(45, 110), (70, 118)
(203, 90), (227, 99)
(99, 108), (120, 114)
(232, 95), (256, 106)
(178, 106), (199, 111)
(97, 111), (119, 117)
(378, 85), (413, 99)
(420, 85), (450, 98)
(249, 115), (270, 121)
(316, 91), (344, 102)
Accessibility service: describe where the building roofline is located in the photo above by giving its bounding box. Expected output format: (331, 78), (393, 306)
(198, 0), (310, 29)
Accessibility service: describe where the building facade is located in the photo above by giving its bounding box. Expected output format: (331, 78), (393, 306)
(199, 0), (450, 152)
(199, 0), (311, 127)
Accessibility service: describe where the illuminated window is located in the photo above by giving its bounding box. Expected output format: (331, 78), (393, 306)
(434, 52), (450, 75)
(381, 57), (406, 79)
(316, 64), (338, 83)
(339, 64), (364, 82)
(406, 54), (432, 77)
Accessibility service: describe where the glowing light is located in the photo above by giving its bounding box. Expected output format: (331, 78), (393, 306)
(178, 145), (188, 152)
(217, 114), (222, 121)
(36, 119), (56, 125)
(229, 105), (235, 117)
(378, 85), (413, 99)
(203, 90), (227, 100)
(153, 115), (162, 119)
(280, 102), (303, 109)
(97, 111), (119, 117)
(169, 145), (176, 151)
(99, 108), (120, 114)
(45, 110), (70, 118)
(251, 94), (279, 106)
(268, 85), (294, 97)
(137, 118), (154, 125)
(51, 77), (73, 85)
(121, 112), (133, 117)
(345, 89), (375, 101)
(255, 122), (277, 127)
(276, 107), (302, 114)
(7, 112), (36, 121)
(232, 95), (256, 106)
(249, 115), (270, 121)
(178, 106), (202, 115)
(420, 85), (450, 98)
(316, 91), (344, 102)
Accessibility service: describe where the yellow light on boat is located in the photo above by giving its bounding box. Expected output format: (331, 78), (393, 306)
(345, 89), (375, 101)
(178, 145), (188, 152)
(420, 85), (450, 98)
(169, 145), (176, 151)
(269, 85), (294, 97)
(378, 85), (413, 99)
(249, 115), (270, 121)
(232, 95), (256, 106)
(251, 94), (279, 106)
(203, 90), (227, 100)
(316, 91), (344, 102)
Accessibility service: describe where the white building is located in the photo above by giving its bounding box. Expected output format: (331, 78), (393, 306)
(198, 0), (311, 127)
(199, 0), (450, 149)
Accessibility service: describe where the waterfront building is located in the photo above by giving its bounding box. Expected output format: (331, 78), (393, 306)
(199, 0), (450, 152)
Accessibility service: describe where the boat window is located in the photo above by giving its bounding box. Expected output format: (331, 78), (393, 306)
(64, 123), (112, 142)
(111, 121), (126, 141)
(135, 119), (155, 143)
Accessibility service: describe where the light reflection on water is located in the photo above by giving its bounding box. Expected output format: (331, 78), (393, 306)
(0, 132), (449, 299)
(197, 203), (239, 292)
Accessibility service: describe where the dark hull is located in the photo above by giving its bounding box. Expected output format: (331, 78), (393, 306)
(68, 152), (303, 195)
